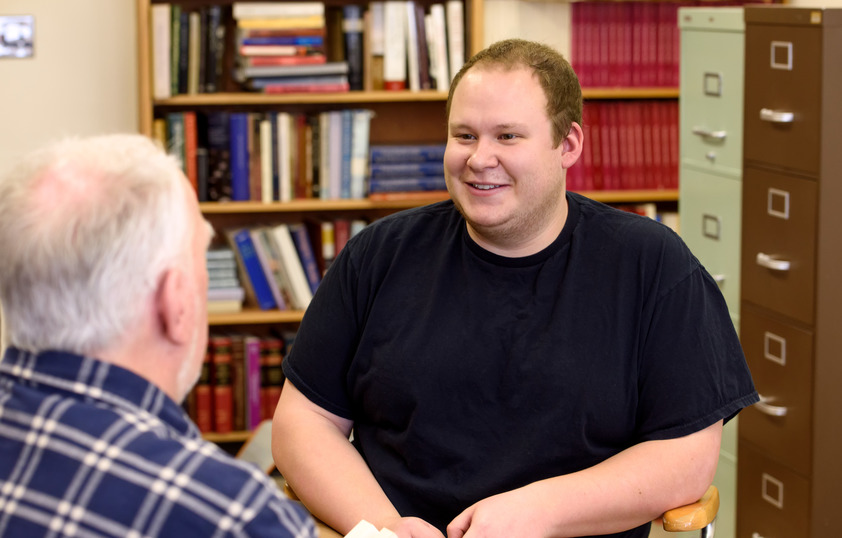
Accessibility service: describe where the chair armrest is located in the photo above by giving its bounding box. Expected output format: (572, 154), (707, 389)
(661, 485), (719, 532)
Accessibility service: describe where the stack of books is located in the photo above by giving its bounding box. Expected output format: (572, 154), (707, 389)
(367, 144), (447, 196)
(232, 1), (350, 93)
(206, 246), (245, 314)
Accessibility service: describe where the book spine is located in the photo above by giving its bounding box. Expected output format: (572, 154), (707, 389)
(233, 228), (278, 310)
(445, 0), (464, 77)
(260, 338), (284, 421)
(340, 110), (353, 199)
(369, 161), (444, 179)
(151, 4), (172, 99)
(342, 5), (364, 91)
(383, 1), (407, 90)
(368, 176), (447, 192)
(289, 224), (322, 295)
(229, 334), (247, 432)
(350, 109), (372, 199)
(193, 347), (213, 433)
(229, 113), (251, 201)
(183, 111), (198, 194)
(245, 336), (263, 430)
(210, 335), (234, 433)
(369, 144), (446, 163)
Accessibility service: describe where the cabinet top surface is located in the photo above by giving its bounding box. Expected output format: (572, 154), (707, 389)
(745, 5), (842, 27)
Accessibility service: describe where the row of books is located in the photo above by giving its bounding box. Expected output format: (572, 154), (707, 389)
(150, 3), (227, 98)
(185, 332), (294, 434)
(150, 1), (467, 97)
(571, 1), (684, 88)
(223, 219), (368, 312)
(155, 109), (373, 202)
(567, 99), (679, 192)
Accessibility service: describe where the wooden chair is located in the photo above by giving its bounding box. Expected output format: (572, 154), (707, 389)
(239, 421), (718, 537)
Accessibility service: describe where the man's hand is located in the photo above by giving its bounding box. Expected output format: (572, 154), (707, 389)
(381, 515), (446, 538)
(446, 488), (549, 538)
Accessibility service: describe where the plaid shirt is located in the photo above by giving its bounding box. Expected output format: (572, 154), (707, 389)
(0, 347), (316, 538)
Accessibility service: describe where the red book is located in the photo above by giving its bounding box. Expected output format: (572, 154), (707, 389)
(246, 54), (327, 67)
(192, 348), (213, 433)
(210, 335), (234, 433)
(260, 338), (284, 421)
(262, 81), (350, 94)
(182, 111), (198, 194)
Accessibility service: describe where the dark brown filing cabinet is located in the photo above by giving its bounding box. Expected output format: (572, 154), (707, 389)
(738, 6), (842, 538)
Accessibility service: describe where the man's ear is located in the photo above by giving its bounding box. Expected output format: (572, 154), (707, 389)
(560, 121), (584, 169)
(156, 267), (192, 345)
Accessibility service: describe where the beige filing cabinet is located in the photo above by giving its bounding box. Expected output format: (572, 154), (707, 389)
(678, 8), (745, 538)
(738, 6), (842, 538)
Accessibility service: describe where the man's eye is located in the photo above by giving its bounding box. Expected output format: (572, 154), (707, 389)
(499, 134), (517, 141)
(454, 133), (475, 141)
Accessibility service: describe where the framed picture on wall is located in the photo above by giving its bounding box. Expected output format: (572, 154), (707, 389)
(0, 15), (34, 59)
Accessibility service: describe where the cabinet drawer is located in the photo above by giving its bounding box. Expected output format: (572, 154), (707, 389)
(680, 19), (744, 175)
(737, 441), (811, 538)
(679, 169), (741, 315)
(744, 22), (822, 175)
(741, 167), (817, 324)
(738, 303), (813, 476)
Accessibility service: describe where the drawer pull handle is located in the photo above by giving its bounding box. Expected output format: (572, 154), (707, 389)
(712, 274), (725, 287)
(756, 252), (791, 272)
(752, 533), (766, 538)
(692, 127), (727, 140)
(755, 394), (788, 417)
(760, 108), (794, 123)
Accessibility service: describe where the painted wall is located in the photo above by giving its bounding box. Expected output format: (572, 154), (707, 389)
(0, 0), (138, 176)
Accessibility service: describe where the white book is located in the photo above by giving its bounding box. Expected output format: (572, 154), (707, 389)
(369, 2), (385, 55)
(383, 1), (407, 90)
(150, 4), (172, 99)
(268, 224), (314, 310)
(404, 1), (420, 91)
(259, 118), (273, 203)
(445, 0), (465, 81)
(350, 110), (373, 199)
(232, 2), (325, 19)
(276, 112), (293, 202)
(428, 4), (450, 90)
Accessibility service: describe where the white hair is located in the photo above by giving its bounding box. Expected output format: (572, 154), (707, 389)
(0, 134), (192, 355)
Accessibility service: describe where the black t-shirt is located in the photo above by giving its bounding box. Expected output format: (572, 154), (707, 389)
(284, 193), (758, 536)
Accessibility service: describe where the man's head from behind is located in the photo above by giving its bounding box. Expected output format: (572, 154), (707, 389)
(447, 38), (583, 148)
(0, 134), (210, 400)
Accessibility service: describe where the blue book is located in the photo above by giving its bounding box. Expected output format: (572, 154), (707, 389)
(369, 144), (447, 163)
(289, 224), (321, 295)
(369, 161), (445, 179)
(229, 113), (250, 201)
(368, 177), (448, 193)
(231, 228), (277, 310)
(241, 36), (324, 46)
(342, 5), (364, 91)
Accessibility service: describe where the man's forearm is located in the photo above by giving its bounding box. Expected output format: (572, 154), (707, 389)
(272, 382), (402, 534)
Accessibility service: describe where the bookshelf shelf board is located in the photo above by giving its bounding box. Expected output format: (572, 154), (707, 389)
(200, 194), (451, 214)
(200, 190), (674, 216)
(203, 430), (252, 443)
(155, 90), (450, 107)
(208, 309), (304, 326)
(575, 189), (679, 203)
(582, 88), (680, 100)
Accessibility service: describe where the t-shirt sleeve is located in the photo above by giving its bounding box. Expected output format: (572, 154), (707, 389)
(282, 238), (363, 420)
(634, 239), (759, 441)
